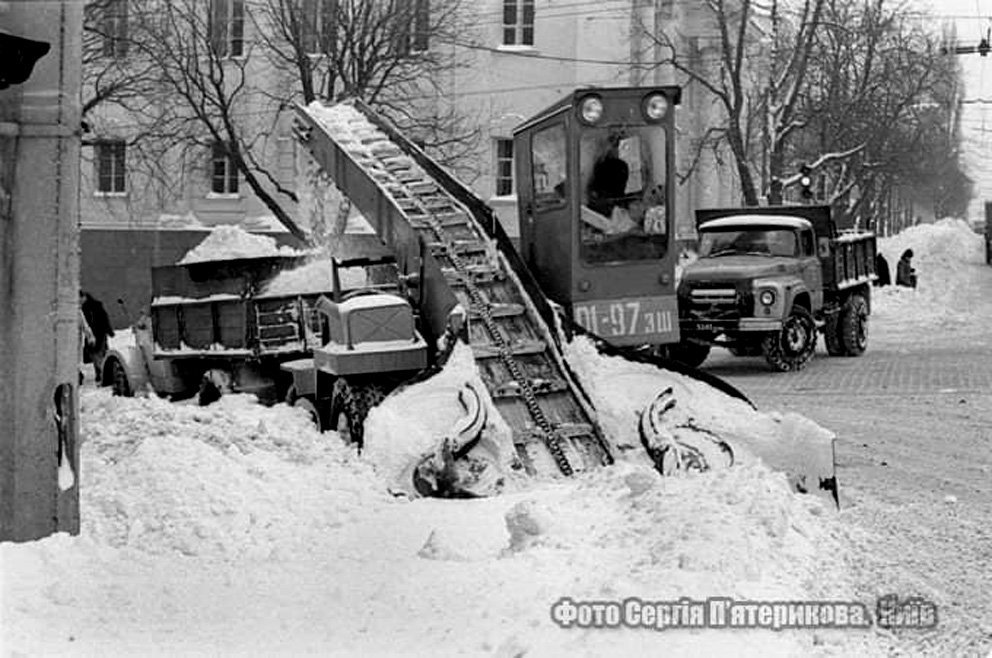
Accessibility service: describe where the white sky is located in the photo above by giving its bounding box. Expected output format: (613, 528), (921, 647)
(923, 0), (992, 220)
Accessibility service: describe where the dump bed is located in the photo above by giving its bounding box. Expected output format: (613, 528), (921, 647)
(694, 205), (876, 291)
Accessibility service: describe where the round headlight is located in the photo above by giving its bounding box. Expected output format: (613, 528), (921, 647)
(579, 95), (604, 123)
(759, 290), (776, 306)
(643, 93), (669, 121)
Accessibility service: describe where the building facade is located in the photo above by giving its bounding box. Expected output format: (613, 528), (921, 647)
(79, 0), (739, 242)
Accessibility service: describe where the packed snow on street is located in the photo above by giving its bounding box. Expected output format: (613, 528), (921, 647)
(1, 219), (988, 656)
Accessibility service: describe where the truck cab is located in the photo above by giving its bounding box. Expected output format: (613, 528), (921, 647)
(513, 87), (682, 347)
(676, 205), (877, 371)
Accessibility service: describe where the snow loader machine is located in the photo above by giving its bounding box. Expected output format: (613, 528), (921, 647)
(283, 87), (839, 505)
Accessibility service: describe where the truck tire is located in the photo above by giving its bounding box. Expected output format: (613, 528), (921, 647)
(286, 385), (325, 431)
(198, 369), (232, 406)
(762, 306), (817, 372)
(107, 358), (132, 397)
(839, 294), (869, 356)
(331, 378), (386, 449)
(665, 341), (711, 368)
(823, 313), (846, 356)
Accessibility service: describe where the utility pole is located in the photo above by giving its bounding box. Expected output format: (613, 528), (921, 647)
(0, 0), (84, 542)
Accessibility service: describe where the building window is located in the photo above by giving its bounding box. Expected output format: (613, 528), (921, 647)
(210, 0), (245, 58)
(300, 0), (335, 55)
(101, 0), (129, 58)
(495, 138), (514, 196)
(396, 0), (429, 54)
(95, 140), (126, 194)
(211, 142), (239, 195)
(502, 0), (534, 46)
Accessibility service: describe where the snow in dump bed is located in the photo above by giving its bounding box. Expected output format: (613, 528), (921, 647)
(261, 257), (368, 296)
(873, 217), (992, 347)
(177, 224), (303, 264)
(3, 337), (897, 655)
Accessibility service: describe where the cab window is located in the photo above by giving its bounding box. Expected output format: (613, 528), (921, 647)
(801, 229), (815, 256)
(531, 123), (567, 211)
(578, 125), (668, 263)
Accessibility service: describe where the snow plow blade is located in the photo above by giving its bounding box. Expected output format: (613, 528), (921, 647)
(744, 427), (839, 509)
(565, 319), (839, 509)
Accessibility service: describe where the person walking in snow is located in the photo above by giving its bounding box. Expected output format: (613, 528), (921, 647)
(874, 252), (891, 287)
(895, 249), (917, 288)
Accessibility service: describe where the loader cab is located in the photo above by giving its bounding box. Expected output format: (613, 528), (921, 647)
(513, 86), (682, 346)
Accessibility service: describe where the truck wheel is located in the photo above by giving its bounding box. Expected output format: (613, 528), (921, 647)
(839, 294), (869, 356)
(823, 314), (845, 356)
(762, 306), (817, 372)
(108, 358), (132, 397)
(198, 369), (231, 406)
(331, 379), (386, 449)
(665, 341), (711, 368)
(286, 385), (324, 431)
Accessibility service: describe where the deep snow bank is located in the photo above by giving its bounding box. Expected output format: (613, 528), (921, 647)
(872, 218), (992, 346)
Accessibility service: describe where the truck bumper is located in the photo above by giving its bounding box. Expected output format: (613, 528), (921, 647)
(680, 318), (782, 334)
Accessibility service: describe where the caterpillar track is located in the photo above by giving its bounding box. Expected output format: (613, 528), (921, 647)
(294, 100), (612, 477)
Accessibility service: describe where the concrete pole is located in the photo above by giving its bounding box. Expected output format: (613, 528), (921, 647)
(0, 0), (83, 541)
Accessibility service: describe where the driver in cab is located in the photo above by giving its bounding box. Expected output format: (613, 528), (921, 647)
(582, 133), (665, 237)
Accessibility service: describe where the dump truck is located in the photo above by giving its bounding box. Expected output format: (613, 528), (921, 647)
(101, 235), (398, 404)
(280, 89), (839, 504)
(673, 205), (877, 371)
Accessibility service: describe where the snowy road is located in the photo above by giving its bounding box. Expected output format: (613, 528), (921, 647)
(708, 224), (992, 657)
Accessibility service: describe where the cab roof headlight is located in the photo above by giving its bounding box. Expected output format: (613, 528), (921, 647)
(579, 95), (604, 124)
(643, 93), (669, 121)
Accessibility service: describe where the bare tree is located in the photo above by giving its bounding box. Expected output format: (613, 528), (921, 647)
(799, 0), (968, 225)
(643, 0), (826, 206)
(250, 0), (481, 172)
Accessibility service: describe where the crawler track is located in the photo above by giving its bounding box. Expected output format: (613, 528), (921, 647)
(296, 101), (612, 476)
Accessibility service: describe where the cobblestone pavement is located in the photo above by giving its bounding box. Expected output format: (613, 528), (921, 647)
(699, 315), (992, 656)
(706, 345), (992, 397)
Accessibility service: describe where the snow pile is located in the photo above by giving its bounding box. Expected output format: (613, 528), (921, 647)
(363, 342), (519, 494)
(873, 218), (992, 347)
(177, 224), (303, 264)
(1, 359), (890, 656)
(79, 392), (385, 559)
(261, 258), (368, 296)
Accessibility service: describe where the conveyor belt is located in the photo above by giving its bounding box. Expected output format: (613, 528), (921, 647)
(295, 101), (612, 476)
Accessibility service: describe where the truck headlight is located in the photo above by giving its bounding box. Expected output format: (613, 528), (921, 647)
(642, 92), (669, 121)
(578, 95), (604, 124)
(759, 290), (776, 306)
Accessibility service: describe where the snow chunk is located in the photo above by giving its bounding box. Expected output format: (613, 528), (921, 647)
(178, 225), (303, 264)
(261, 257), (367, 296)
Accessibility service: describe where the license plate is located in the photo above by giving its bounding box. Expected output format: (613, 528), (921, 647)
(695, 323), (715, 333)
(573, 295), (679, 343)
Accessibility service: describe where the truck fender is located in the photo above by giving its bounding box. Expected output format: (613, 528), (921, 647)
(101, 334), (149, 394)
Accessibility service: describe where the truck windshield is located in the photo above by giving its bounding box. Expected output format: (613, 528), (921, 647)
(698, 228), (798, 258)
(578, 125), (668, 264)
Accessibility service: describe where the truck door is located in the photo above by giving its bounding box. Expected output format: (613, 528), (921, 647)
(799, 228), (823, 309)
(523, 121), (572, 303)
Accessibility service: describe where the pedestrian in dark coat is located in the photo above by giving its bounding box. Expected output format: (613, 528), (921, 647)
(80, 291), (115, 380)
(874, 252), (891, 287)
(895, 249), (917, 288)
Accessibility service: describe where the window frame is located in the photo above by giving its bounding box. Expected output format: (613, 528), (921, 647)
(100, 0), (129, 58)
(502, 0), (534, 47)
(211, 0), (246, 59)
(95, 140), (127, 195)
(494, 137), (514, 197)
(210, 141), (240, 196)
